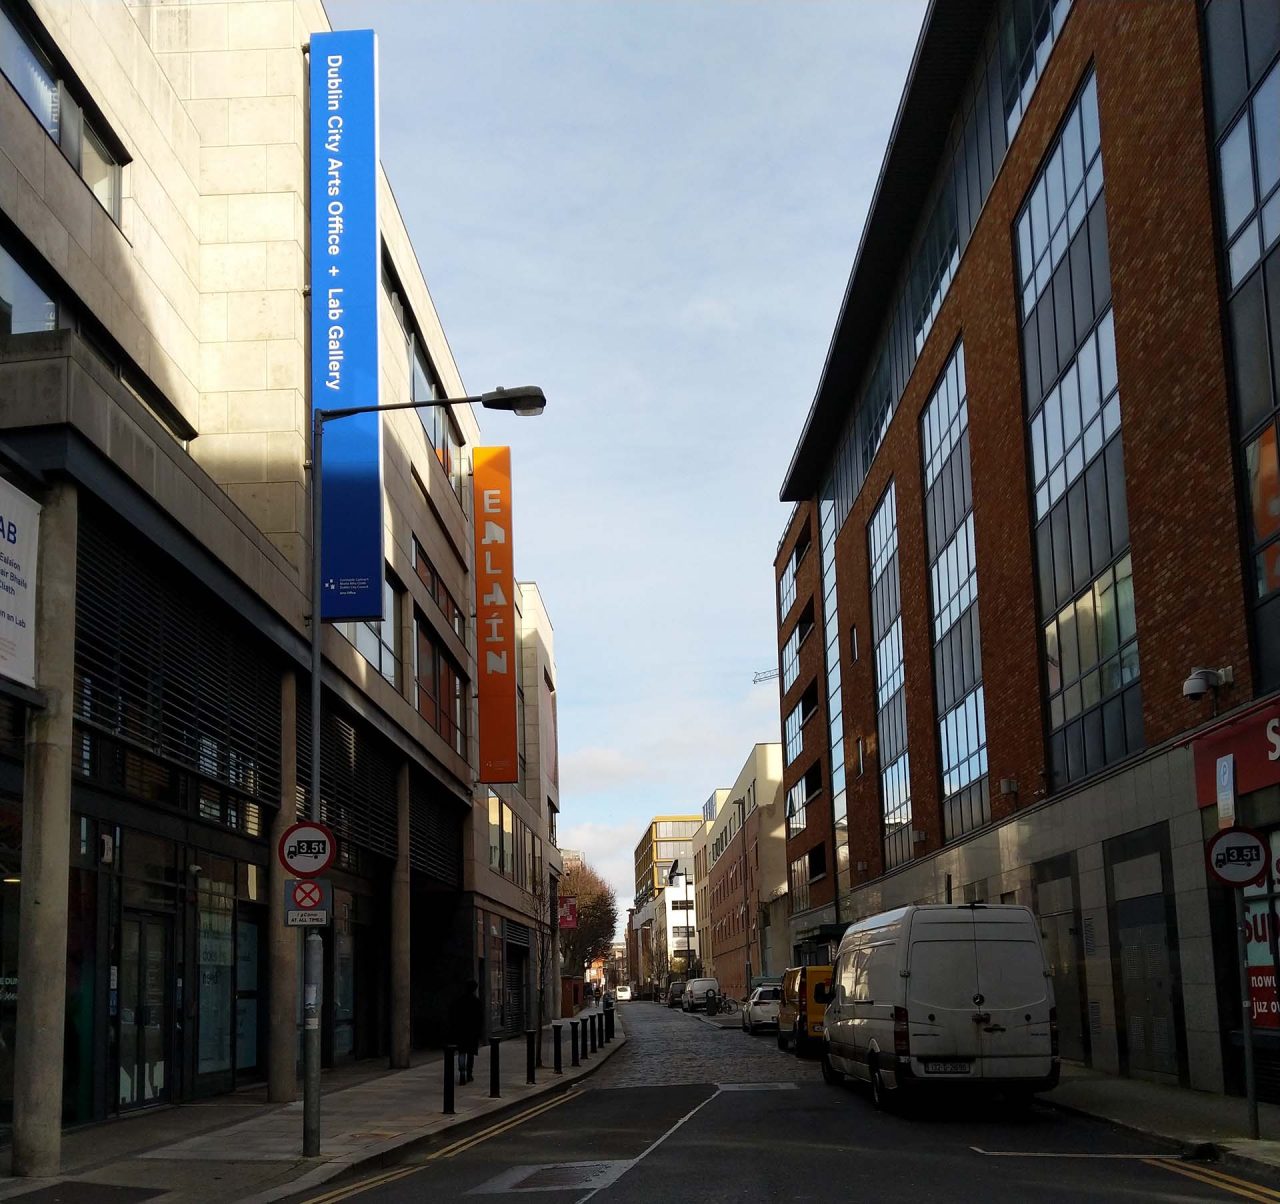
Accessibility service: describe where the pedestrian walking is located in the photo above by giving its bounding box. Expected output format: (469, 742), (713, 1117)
(448, 979), (483, 1085)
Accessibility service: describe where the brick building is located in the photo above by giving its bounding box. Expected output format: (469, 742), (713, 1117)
(775, 0), (1280, 1097)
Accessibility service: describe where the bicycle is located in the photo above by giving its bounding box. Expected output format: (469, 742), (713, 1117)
(717, 995), (739, 1015)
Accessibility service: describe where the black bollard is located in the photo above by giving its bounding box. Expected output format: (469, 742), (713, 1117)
(489, 1036), (501, 1099)
(580, 1016), (589, 1058)
(589, 1013), (598, 1054)
(443, 1044), (456, 1115)
(605, 1007), (615, 1042)
(553, 1023), (563, 1074)
(526, 1029), (537, 1084)
(571, 1020), (580, 1066)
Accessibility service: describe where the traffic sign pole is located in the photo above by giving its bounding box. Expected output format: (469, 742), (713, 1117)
(1236, 886), (1260, 1140)
(1207, 827), (1264, 1141)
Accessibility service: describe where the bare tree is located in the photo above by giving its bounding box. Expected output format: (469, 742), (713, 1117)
(529, 866), (556, 1066)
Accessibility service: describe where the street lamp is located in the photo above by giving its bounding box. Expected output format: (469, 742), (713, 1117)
(302, 386), (545, 1156)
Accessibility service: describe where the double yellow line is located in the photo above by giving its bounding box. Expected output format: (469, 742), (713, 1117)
(1145, 1156), (1280, 1202)
(301, 1088), (581, 1204)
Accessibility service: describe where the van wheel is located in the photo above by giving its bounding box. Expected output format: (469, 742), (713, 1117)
(821, 1048), (843, 1085)
(776, 1029), (788, 1051)
(871, 1065), (889, 1111)
(792, 1023), (805, 1056)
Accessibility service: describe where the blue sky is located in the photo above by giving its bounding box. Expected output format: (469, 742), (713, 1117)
(327, 0), (927, 917)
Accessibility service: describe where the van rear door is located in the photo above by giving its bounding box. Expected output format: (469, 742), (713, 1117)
(906, 912), (980, 1076)
(973, 912), (1054, 1079)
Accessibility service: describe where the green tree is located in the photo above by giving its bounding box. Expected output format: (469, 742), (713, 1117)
(559, 860), (618, 977)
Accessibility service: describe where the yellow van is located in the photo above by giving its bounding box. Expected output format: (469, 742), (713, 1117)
(778, 964), (833, 1054)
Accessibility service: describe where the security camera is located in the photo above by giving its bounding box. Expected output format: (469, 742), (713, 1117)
(1182, 668), (1219, 699)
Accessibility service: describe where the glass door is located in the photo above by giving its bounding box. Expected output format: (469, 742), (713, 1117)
(118, 913), (171, 1109)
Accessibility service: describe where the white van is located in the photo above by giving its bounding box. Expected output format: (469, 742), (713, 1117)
(681, 977), (720, 1012)
(818, 904), (1059, 1108)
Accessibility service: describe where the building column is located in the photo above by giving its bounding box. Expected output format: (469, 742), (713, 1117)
(12, 481), (76, 1177)
(268, 670), (299, 1102)
(390, 760), (411, 1068)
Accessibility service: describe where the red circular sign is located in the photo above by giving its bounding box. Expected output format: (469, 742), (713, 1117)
(1206, 826), (1268, 888)
(293, 880), (323, 909)
(278, 821), (336, 877)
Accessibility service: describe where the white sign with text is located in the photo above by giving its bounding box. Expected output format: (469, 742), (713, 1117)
(0, 479), (39, 687)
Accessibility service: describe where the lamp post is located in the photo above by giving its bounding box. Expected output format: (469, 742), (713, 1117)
(303, 385), (545, 1156)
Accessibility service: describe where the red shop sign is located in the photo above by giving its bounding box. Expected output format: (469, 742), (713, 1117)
(1191, 700), (1280, 808)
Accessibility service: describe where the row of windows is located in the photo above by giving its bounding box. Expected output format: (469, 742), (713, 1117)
(654, 820), (701, 839)
(0, 2), (122, 221)
(1021, 199), (1112, 416)
(1028, 308), (1119, 520)
(487, 796), (543, 890)
(784, 684), (817, 765)
(0, 242), (56, 335)
(335, 576), (401, 687)
(869, 484), (912, 870)
(922, 345), (989, 840)
(384, 266), (466, 506)
(781, 602), (814, 694)
(1016, 72), (1101, 316)
(786, 765), (822, 840)
(778, 522), (810, 619)
(415, 616), (468, 757)
(412, 538), (466, 642)
(1206, 0), (1280, 689)
(1019, 74), (1142, 789)
(1044, 554), (1137, 726)
(1219, 56), (1280, 288)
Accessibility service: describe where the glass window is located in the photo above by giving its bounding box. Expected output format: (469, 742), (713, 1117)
(0, 242), (57, 335)
(0, 5), (56, 137)
(1016, 73), (1102, 316)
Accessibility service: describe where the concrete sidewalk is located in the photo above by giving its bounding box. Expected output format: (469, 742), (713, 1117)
(0, 1013), (623, 1204)
(1048, 1061), (1280, 1174)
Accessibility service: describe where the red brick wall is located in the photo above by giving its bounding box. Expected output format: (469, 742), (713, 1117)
(795, 0), (1251, 877)
(708, 836), (749, 998)
(775, 500), (836, 913)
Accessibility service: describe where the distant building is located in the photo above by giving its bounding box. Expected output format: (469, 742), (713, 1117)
(561, 849), (585, 873)
(632, 814), (701, 907)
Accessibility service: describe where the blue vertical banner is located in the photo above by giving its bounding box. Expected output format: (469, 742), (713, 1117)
(310, 29), (383, 621)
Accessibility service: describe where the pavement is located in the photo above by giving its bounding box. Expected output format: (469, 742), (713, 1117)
(8, 1001), (1280, 1200)
(302, 1001), (1280, 1203)
(0, 1009), (623, 1204)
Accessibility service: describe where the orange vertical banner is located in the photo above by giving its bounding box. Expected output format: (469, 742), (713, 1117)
(472, 447), (519, 782)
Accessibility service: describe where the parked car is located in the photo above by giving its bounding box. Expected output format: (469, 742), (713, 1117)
(665, 980), (687, 1008)
(615, 985), (632, 1001)
(741, 985), (781, 1034)
(817, 904), (1059, 1109)
(778, 964), (833, 1053)
(681, 977), (720, 1012)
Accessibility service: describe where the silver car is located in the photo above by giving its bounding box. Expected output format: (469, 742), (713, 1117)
(741, 985), (782, 1034)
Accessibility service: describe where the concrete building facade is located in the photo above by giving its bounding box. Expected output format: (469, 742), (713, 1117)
(0, 0), (558, 1170)
(775, 0), (1280, 1098)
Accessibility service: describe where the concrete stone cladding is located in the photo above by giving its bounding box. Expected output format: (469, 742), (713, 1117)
(773, 499), (834, 911)
(821, 0), (1253, 882)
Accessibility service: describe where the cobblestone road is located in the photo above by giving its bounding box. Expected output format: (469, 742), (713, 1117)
(588, 1001), (820, 1088)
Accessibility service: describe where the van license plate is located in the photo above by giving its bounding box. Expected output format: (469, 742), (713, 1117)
(923, 1062), (971, 1074)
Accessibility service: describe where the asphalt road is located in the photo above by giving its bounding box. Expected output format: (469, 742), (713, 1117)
(296, 1003), (1280, 1203)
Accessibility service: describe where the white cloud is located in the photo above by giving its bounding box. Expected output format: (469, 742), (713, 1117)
(558, 820), (641, 939)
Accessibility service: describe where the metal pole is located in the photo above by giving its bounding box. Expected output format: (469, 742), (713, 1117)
(580, 1016), (589, 1059)
(303, 410), (325, 1157)
(489, 1036), (501, 1098)
(303, 930), (322, 1155)
(553, 1023), (563, 1074)
(443, 1045), (456, 1115)
(570, 1020), (580, 1066)
(1236, 888), (1259, 1139)
(590, 1014), (598, 1054)
(525, 1029), (536, 1084)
